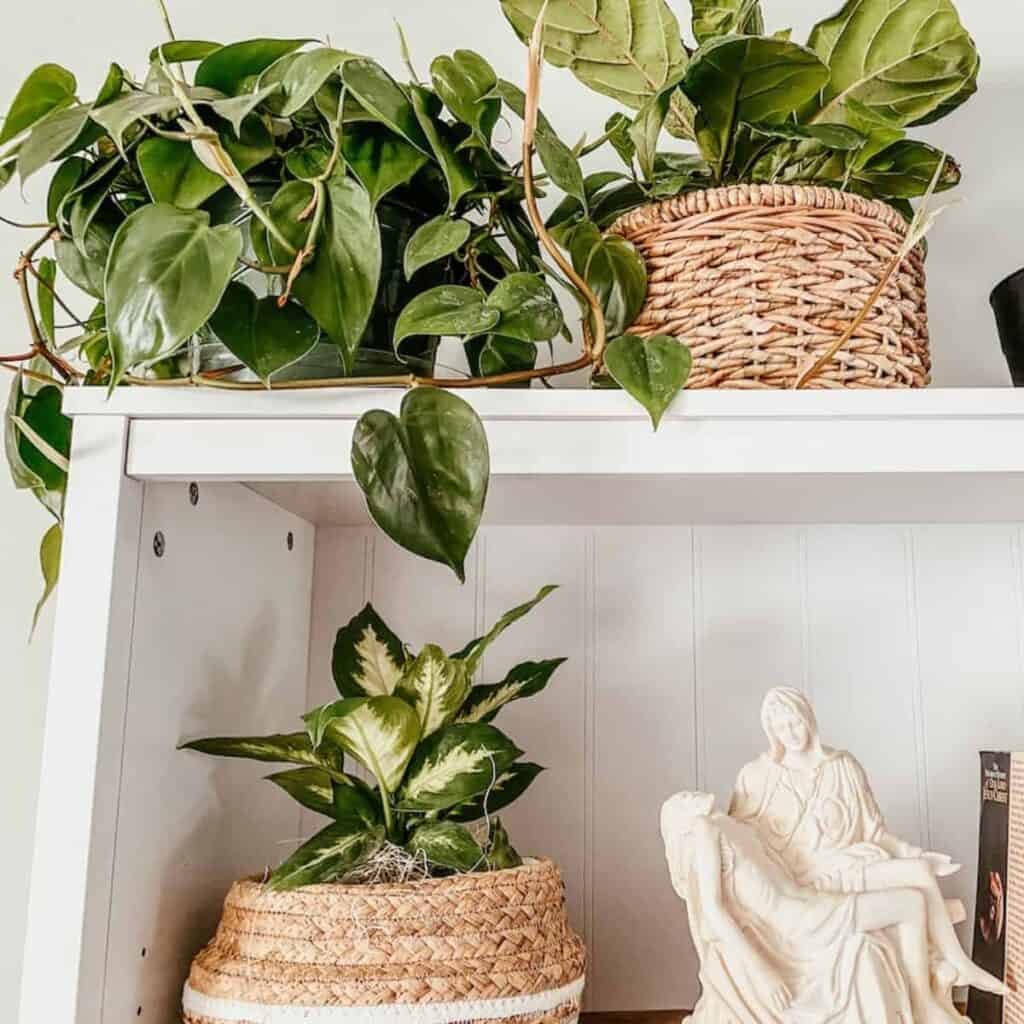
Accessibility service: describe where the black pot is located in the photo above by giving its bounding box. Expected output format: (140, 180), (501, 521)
(992, 268), (1024, 386)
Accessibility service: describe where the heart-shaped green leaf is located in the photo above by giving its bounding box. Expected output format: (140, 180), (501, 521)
(682, 36), (829, 178)
(32, 522), (62, 636)
(4, 374), (63, 520)
(408, 820), (484, 872)
(447, 762), (545, 823)
(342, 59), (431, 152)
(605, 333), (692, 430)
(254, 176), (381, 373)
(15, 386), (71, 492)
(312, 695), (421, 794)
(17, 105), (91, 183)
(457, 659), (566, 723)
(404, 215), (471, 279)
(55, 208), (117, 300)
(394, 286), (499, 351)
(332, 603), (407, 698)
(195, 38), (311, 96)
(570, 225), (648, 338)
(453, 585), (557, 674)
(149, 40), (223, 64)
(340, 122), (429, 208)
(396, 644), (470, 738)
(267, 820), (384, 890)
(0, 64), (76, 146)
(105, 204), (242, 387)
(484, 272), (563, 342)
(476, 336), (537, 382)
(409, 85), (476, 211)
(273, 47), (358, 116)
(430, 50), (500, 146)
(208, 281), (319, 385)
(206, 83), (280, 136)
(351, 388), (489, 581)
(90, 92), (182, 154)
(398, 722), (522, 812)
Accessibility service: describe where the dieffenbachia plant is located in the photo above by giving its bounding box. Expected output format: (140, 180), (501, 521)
(503, 0), (978, 221)
(2, 14), (692, 609)
(182, 585), (562, 889)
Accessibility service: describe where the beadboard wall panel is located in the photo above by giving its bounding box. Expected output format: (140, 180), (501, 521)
(305, 522), (1024, 1012)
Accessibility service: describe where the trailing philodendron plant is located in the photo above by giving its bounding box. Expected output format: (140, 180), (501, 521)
(182, 586), (562, 890)
(1, 9), (691, 613)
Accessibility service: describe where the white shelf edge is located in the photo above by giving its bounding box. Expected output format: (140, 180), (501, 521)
(62, 385), (1024, 422)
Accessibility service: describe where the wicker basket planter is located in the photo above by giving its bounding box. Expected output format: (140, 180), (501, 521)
(182, 858), (586, 1024)
(609, 184), (930, 389)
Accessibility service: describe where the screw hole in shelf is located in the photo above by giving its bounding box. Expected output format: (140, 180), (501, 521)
(287, 531), (294, 551)
(153, 532), (165, 558)
(140, 947), (147, 958)
(188, 482), (199, 506)
(136, 1007), (142, 1017)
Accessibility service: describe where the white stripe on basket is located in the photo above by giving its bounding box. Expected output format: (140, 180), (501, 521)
(182, 976), (585, 1024)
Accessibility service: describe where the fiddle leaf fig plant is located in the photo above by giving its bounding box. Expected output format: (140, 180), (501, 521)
(182, 585), (562, 889)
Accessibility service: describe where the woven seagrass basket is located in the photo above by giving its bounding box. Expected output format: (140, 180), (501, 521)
(182, 858), (586, 1024)
(609, 184), (930, 389)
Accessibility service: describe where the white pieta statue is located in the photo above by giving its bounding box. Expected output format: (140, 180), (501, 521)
(660, 687), (1007, 1023)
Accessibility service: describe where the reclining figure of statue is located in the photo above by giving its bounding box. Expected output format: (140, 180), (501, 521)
(660, 688), (1007, 1023)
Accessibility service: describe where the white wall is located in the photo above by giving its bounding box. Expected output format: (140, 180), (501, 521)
(2, 0), (1023, 1017)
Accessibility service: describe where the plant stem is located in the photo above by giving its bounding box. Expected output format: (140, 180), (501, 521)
(154, 0), (177, 41)
(380, 792), (397, 842)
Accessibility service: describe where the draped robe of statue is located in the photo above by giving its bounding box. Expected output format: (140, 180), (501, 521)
(729, 748), (921, 893)
(667, 811), (914, 1024)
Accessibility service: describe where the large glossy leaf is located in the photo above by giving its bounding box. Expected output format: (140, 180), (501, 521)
(55, 208), (117, 300)
(15, 386), (71, 492)
(605, 333), (692, 429)
(430, 50), (500, 146)
(807, 0), (979, 127)
(630, 75), (684, 181)
(341, 59), (431, 152)
(340, 122), (429, 209)
(4, 375), (62, 520)
(0, 64), (76, 145)
(265, 767), (336, 817)
(332, 603), (407, 698)
(180, 731), (350, 781)
(267, 820), (384, 890)
(447, 762), (544, 823)
(312, 695), (421, 794)
(404, 216), (471, 279)
(852, 140), (961, 199)
(206, 84), (281, 136)
(208, 282), (319, 384)
(453, 585), (557, 674)
(105, 205), (242, 386)
(394, 286), (499, 349)
(409, 86), (475, 211)
(195, 38), (310, 95)
(571, 225), (648, 338)
(254, 177), (380, 373)
(457, 659), (566, 724)
(476, 336), (537, 381)
(502, 0), (688, 109)
(682, 36), (829, 177)
(692, 0), (764, 44)
(396, 645), (471, 738)
(408, 821), (484, 872)
(137, 117), (273, 208)
(351, 388), (489, 582)
(484, 273), (563, 342)
(332, 777), (382, 830)
(399, 722), (522, 812)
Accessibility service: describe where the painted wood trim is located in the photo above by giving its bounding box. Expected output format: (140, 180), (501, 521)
(19, 416), (144, 1024)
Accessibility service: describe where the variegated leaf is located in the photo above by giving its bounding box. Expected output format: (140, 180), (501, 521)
(398, 723), (521, 812)
(265, 767), (335, 817)
(447, 762), (544, 823)
(332, 603), (407, 697)
(454, 585), (558, 675)
(396, 644), (471, 737)
(332, 777), (382, 829)
(313, 696), (421, 795)
(408, 820), (484, 872)
(181, 731), (350, 783)
(457, 659), (566, 724)
(267, 821), (384, 890)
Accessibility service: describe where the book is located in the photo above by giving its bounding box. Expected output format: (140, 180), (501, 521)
(967, 752), (1020, 1023)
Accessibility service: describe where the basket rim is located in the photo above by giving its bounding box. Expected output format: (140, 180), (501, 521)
(231, 856), (560, 901)
(609, 182), (911, 240)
